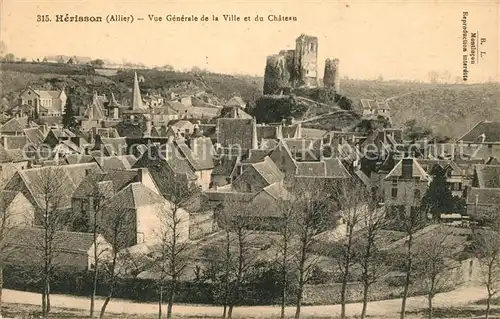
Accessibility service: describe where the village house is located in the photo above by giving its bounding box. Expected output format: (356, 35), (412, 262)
(466, 187), (500, 220)
(0, 190), (35, 227)
(18, 87), (67, 116)
(3, 163), (102, 223)
(383, 157), (430, 215)
(457, 120), (500, 160)
(3, 228), (112, 271)
(100, 181), (190, 249)
(0, 117), (31, 136)
(0, 143), (29, 182)
(418, 159), (470, 197)
(471, 164), (500, 188)
(204, 180), (292, 230)
(177, 138), (215, 190)
(230, 156), (284, 193)
(216, 118), (258, 150)
(360, 99), (391, 119)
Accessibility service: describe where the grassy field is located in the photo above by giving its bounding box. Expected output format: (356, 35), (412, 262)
(6, 302), (495, 319)
(0, 302), (416, 319)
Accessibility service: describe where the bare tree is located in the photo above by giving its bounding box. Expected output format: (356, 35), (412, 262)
(150, 170), (199, 319)
(412, 226), (454, 319)
(0, 177), (17, 317)
(330, 180), (369, 319)
(215, 197), (261, 319)
(355, 199), (388, 319)
(32, 168), (73, 318)
(473, 226), (500, 319)
(98, 201), (139, 319)
(274, 189), (295, 319)
(397, 203), (427, 319)
(85, 190), (111, 319)
(290, 178), (334, 319)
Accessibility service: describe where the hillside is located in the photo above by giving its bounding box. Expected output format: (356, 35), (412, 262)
(0, 62), (263, 108)
(1, 62), (498, 138)
(387, 83), (500, 138)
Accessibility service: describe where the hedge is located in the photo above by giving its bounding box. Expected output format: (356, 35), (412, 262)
(2, 265), (295, 306)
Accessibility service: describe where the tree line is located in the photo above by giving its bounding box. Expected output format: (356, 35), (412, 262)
(0, 167), (496, 319)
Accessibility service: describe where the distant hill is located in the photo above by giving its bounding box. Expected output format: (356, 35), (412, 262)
(0, 62), (498, 138)
(0, 62), (263, 108)
(337, 79), (500, 138)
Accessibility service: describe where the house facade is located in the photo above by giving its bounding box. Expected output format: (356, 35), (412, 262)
(18, 87), (67, 116)
(383, 157), (430, 214)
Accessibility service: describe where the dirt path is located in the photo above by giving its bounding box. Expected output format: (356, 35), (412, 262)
(2, 284), (487, 318)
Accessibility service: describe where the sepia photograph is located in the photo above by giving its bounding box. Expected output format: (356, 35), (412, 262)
(0, 0), (499, 318)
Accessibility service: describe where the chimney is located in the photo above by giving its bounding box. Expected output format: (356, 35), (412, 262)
(137, 168), (148, 184)
(277, 124), (283, 140)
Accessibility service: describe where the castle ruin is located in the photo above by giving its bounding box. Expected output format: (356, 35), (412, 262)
(263, 34), (340, 95)
(323, 58), (340, 91)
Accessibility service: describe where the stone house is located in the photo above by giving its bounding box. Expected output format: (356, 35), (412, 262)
(18, 87), (67, 116)
(3, 228), (112, 271)
(383, 157), (430, 215)
(204, 181), (292, 230)
(100, 182), (190, 249)
(230, 156), (284, 193)
(360, 99), (391, 118)
(0, 143), (29, 183)
(178, 138), (215, 190)
(456, 121), (500, 160)
(418, 159), (470, 197)
(466, 187), (500, 220)
(0, 190), (35, 227)
(3, 163), (102, 223)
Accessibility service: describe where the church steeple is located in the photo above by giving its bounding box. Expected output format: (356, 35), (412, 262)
(132, 72), (144, 111)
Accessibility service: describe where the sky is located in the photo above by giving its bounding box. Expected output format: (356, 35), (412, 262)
(1, 0), (499, 83)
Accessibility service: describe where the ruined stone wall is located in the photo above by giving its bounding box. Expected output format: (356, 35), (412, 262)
(294, 34), (319, 87)
(324, 58), (340, 92)
(263, 54), (291, 95)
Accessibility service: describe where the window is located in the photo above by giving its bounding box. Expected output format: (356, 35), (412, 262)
(392, 177), (398, 186)
(391, 187), (398, 199)
(27, 100), (32, 106)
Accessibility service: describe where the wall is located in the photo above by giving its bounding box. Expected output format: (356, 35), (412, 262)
(195, 169), (212, 191)
(136, 204), (164, 244)
(137, 202), (190, 244)
(384, 178), (428, 208)
(295, 35), (318, 87)
(19, 88), (39, 107)
(5, 193), (35, 227)
(323, 58), (340, 91)
(189, 210), (217, 240)
(140, 169), (161, 194)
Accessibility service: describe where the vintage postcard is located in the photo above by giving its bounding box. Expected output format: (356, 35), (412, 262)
(0, 0), (499, 318)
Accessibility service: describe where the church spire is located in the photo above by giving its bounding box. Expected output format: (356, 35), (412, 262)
(132, 72), (144, 111)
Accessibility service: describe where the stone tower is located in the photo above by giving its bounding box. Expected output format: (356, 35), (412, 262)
(263, 54), (290, 95)
(324, 58), (340, 92)
(294, 34), (319, 87)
